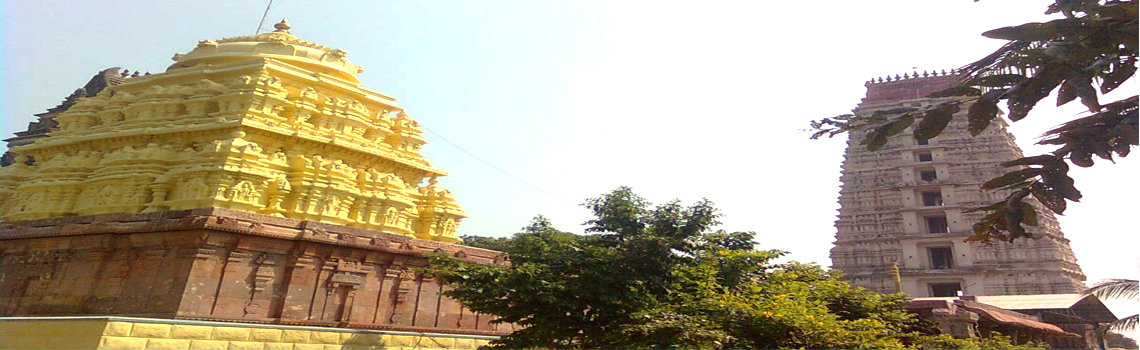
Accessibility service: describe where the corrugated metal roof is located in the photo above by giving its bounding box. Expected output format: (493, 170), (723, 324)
(913, 294), (1118, 324)
(914, 294), (1087, 310)
(973, 294), (1088, 310)
(955, 301), (1079, 337)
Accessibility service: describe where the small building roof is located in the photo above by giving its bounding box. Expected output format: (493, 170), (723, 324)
(914, 294), (1118, 323)
(914, 294), (1086, 309)
(973, 294), (1089, 310)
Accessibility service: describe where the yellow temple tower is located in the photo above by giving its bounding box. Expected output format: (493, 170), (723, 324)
(0, 19), (466, 244)
(0, 20), (504, 349)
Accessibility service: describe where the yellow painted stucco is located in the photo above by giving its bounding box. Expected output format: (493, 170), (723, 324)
(0, 20), (466, 243)
(0, 317), (495, 350)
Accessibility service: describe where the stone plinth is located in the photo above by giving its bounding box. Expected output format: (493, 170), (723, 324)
(0, 208), (511, 335)
(0, 316), (496, 350)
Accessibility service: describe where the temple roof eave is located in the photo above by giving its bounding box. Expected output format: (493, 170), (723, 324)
(118, 59), (404, 111)
(169, 53), (360, 84)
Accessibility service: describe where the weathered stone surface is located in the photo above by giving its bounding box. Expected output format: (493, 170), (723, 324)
(0, 209), (505, 335)
(830, 74), (1086, 297)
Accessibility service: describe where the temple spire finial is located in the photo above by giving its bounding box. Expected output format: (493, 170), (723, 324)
(273, 18), (292, 33)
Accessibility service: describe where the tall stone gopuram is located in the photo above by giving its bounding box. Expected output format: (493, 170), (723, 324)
(0, 20), (508, 349)
(829, 72), (1086, 297)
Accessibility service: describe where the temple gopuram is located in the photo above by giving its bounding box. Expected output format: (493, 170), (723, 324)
(829, 71), (1086, 296)
(0, 20), (508, 349)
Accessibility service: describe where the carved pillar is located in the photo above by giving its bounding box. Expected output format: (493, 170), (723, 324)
(372, 265), (399, 325)
(209, 250), (254, 318)
(323, 259), (366, 324)
(263, 179), (289, 216)
(143, 181), (171, 212)
(437, 285), (466, 329)
(365, 200), (383, 226)
(242, 253), (281, 319)
(412, 275), (441, 327)
(387, 268), (418, 326)
(279, 255), (322, 321)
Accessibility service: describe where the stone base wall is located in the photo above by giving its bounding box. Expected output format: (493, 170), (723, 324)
(0, 208), (511, 335)
(0, 316), (494, 350)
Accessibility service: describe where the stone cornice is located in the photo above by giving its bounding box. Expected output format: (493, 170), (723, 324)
(0, 207), (503, 265)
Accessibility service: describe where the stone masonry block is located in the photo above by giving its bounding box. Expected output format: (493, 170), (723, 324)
(249, 328), (283, 342)
(424, 336), (456, 348)
(310, 331), (341, 344)
(224, 341), (265, 350)
(130, 323), (174, 338)
(321, 345), (344, 350)
(101, 336), (150, 350)
(290, 344), (324, 350)
(341, 333), (382, 345)
(452, 338), (474, 349)
(377, 335), (392, 345)
(145, 338), (192, 350)
(387, 335), (419, 347)
(280, 330), (311, 343)
(188, 340), (229, 350)
(209, 327), (251, 341)
(263, 342), (293, 350)
(103, 321), (134, 336)
(170, 325), (214, 340)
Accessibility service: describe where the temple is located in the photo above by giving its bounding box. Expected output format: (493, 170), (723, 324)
(829, 71), (1087, 297)
(0, 20), (503, 349)
(0, 19), (466, 243)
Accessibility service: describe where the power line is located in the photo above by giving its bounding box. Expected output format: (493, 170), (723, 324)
(254, 0), (277, 35)
(421, 126), (577, 207)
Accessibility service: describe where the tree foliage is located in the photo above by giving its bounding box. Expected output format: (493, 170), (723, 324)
(427, 187), (1040, 349)
(811, 0), (1138, 243)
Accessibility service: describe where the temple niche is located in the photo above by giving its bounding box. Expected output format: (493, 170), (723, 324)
(0, 20), (509, 347)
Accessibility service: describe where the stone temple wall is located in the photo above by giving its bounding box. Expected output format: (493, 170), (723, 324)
(0, 208), (513, 336)
(830, 72), (1086, 297)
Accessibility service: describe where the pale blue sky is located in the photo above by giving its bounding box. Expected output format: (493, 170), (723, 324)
(2, 0), (1135, 301)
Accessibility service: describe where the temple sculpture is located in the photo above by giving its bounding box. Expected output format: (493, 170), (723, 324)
(829, 71), (1087, 297)
(0, 19), (465, 244)
(0, 20), (506, 350)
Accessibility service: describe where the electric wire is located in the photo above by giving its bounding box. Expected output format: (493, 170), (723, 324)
(254, 0), (277, 35)
(421, 126), (577, 207)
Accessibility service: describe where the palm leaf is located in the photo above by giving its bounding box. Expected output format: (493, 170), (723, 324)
(1109, 314), (1138, 333)
(1087, 279), (1139, 301)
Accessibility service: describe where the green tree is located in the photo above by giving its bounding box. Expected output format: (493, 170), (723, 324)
(811, 0), (1137, 243)
(427, 187), (1041, 349)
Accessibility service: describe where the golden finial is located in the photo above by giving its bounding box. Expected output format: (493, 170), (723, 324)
(273, 18), (292, 33)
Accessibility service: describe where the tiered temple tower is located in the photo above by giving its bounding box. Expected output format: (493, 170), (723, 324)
(0, 20), (466, 243)
(0, 20), (506, 349)
(829, 72), (1086, 297)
